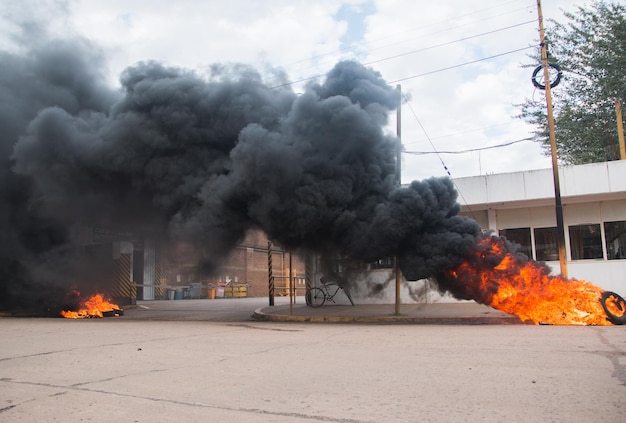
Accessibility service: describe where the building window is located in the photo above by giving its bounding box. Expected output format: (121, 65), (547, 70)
(371, 257), (394, 269)
(534, 227), (558, 261)
(569, 224), (603, 260)
(499, 228), (532, 259)
(604, 221), (626, 260)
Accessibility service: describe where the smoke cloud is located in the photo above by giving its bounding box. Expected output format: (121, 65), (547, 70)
(1, 13), (486, 312)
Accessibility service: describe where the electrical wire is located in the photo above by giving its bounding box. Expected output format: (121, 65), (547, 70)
(388, 46), (534, 84)
(272, 42), (535, 90)
(400, 91), (483, 221)
(400, 92), (452, 177)
(269, 5), (538, 89)
(364, 20), (535, 67)
(404, 137), (534, 155)
(403, 122), (516, 147)
(283, 0), (533, 75)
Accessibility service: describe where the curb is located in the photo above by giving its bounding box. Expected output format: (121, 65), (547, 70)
(252, 307), (523, 325)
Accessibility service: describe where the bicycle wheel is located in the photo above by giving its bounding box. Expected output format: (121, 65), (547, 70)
(306, 288), (325, 308)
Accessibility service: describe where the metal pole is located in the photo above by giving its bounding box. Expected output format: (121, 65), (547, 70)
(537, 0), (568, 278)
(616, 98), (626, 160)
(395, 84), (402, 315)
(394, 257), (402, 315)
(268, 241), (274, 306)
(289, 252), (293, 314)
(305, 254), (313, 292)
(396, 84), (402, 185)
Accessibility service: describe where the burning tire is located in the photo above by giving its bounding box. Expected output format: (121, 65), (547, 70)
(600, 291), (626, 325)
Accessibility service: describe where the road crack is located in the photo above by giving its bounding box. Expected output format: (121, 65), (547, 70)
(1, 378), (372, 422)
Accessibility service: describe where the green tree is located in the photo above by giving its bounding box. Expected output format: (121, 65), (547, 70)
(518, 1), (626, 165)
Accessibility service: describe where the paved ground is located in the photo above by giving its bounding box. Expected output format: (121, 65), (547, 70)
(115, 296), (520, 324)
(1, 298), (625, 422)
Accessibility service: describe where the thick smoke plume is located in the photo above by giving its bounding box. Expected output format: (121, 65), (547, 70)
(1, 18), (485, 312)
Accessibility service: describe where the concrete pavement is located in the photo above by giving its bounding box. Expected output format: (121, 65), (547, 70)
(2, 298), (626, 422)
(1, 314), (625, 422)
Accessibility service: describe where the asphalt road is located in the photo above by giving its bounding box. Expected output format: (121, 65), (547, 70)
(123, 296), (284, 321)
(1, 298), (625, 422)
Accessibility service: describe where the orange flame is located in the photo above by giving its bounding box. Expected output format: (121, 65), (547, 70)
(444, 237), (613, 325)
(61, 292), (121, 319)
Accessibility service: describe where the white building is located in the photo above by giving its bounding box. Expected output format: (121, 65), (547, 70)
(455, 160), (626, 297)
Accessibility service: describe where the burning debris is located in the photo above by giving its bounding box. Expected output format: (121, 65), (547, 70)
(61, 292), (123, 319)
(436, 237), (626, 325)
(0, 13), (623, 324)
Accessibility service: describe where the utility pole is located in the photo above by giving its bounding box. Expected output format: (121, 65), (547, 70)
(537, 0), (568, 278)
(396, 84), (402, 186)
(289, 251), (293, 314)
(616, 98), (626, 159)
(395, 84), (402, 315)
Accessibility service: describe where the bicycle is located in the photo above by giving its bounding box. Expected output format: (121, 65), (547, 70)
(306, 281), (355, 308)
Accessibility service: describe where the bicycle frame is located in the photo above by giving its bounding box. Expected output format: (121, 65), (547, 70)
(321, 283), (341, 302)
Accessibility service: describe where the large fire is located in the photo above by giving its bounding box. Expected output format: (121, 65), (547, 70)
(61, 292), (122, 319)
(444, 237), (625, 325)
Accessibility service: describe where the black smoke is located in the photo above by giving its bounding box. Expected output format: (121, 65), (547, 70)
(1, 16), (485, 312)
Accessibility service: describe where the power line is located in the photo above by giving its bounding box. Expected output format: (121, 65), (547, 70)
(283, 1), (532, 75)
(402, 122), (517, 146)
(388, 46), (534, 84)
(400, 92), (481, 218)
(401, 92), (452, 177)
(364, 20), (535, 67)
(404, 137), (534, 155)
(272, 40), (534, 90)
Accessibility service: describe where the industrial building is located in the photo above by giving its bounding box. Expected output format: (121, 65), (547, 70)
(70, 227), (304, 305)
(76, 160), (626, 304)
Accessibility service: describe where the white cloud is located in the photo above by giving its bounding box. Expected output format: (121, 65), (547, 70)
(63, 0), (348, 84)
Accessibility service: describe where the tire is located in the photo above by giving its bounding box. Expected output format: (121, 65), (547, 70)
(306, 288), (325, 308)
(531, 63), (562, 90)
(600, 291), (626, 325)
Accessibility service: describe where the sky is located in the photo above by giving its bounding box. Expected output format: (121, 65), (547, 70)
(0, 0), (592, 183)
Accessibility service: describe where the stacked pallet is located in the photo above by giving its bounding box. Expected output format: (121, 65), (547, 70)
(224, 283), (248, 298)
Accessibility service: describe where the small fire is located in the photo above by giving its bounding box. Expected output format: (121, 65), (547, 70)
(61, 292), (122, 319)
(444, 237), (624, 325)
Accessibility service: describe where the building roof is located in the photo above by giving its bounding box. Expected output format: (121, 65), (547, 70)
(453, 160), (626, 210)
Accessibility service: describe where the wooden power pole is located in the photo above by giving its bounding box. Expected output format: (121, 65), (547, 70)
(537, 0), (568, 278)
(395, 84), (402, 315)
